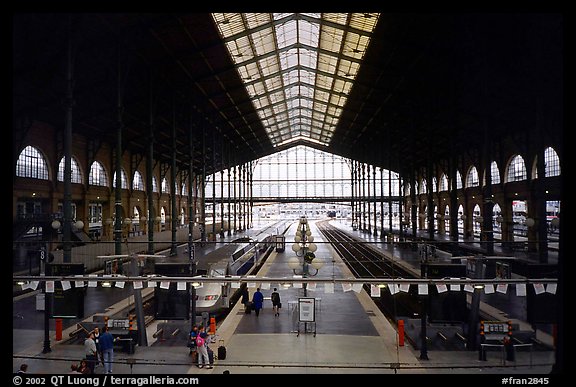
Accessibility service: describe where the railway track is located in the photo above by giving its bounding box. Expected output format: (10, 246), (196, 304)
(316, 220), (422, 321)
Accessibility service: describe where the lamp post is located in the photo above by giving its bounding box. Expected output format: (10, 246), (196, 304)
(287, 216), (324, 297)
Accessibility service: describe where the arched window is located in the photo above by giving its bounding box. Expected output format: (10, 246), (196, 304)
(58, 157), (83, 183)
(152, 177), (159, 193)
(466, 166), (479, 188)
(439, 174), (448, 191)
(405, 182), (411, 196)
(88, 161), (108, 186)
(456, 170), (463, 189)
(432, 177), (438, 192)
(133, 171), (144, 191)
(506, 155), (527, 182)
(545, 147), (561, 176)
(161, 177), (170, 194)
(491, 161), (501, 185)
(112, 169), (128, 189)
(181, 183), (187, 196)
(420, 179), (427, 194)
(16, 145), (49, 180)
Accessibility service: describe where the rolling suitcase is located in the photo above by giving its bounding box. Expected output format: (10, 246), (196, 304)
(244, 301), (252, 314)
(217, 339), (227, 360)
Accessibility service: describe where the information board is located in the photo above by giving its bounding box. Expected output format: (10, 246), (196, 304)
(298, 297), (315, 322)
(46, 263), (85, 318)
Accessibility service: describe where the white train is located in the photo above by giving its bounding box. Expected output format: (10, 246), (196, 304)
(194, 221), (291, 315)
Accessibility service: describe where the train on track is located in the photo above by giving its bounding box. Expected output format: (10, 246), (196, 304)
(194, 221), (291, 315)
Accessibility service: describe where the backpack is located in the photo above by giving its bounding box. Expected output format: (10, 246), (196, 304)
(195, 335), (205, 347)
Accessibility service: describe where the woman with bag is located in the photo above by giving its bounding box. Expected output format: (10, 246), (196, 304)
(271, 288), (281, 316)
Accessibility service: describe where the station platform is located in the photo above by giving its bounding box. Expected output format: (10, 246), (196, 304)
(13, 220), (555, 374)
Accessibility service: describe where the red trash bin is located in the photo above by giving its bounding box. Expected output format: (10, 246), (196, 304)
(55, 318), (63, 341)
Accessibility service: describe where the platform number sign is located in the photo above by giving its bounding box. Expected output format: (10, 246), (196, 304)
(39, 248), (45, 261)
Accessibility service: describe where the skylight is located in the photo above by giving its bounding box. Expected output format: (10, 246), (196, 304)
(212, 13), (380, 147)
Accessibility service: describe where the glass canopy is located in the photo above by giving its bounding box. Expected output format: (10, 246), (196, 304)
(212, 13), (380, 147)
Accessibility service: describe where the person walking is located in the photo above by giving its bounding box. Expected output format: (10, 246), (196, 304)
(271, 287), (281, 316)
(99, 325), (116, 374)
(252, 287), (264, 317)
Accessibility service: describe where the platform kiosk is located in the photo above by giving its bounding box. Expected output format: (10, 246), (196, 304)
(275, 235), (286, 252)
(479, 320), (512, 363)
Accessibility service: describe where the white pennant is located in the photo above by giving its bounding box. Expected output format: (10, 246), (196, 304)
(418, 284), (428, 295)
(324, 283), (334, 293)
(484, 284), (495, 294)
(352, 283), (363, 293)
(177, 281), (187, 291)
(398, 283), (410, 293)
(370, 285), (381, 297)
(61, 281), (71, 291)
(496, 284), (508, 294)
(160, 281), (170, 290)
(342, 283), (352, 292)
(515, 283), (527, 297)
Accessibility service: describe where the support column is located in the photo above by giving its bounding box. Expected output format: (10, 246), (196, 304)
(427, 165), (435, 241)
(482, 133), (495, 255)
(410, 172), (417, 238)
(62, 22), (74, 263)
(170, 100), (177, 256)
(113, 49), (124, 256)
(233, 164), (237, 232)
(227, 145), (232, 236)
(361, 163), (366, 231)
(211, 132), (216, 237)
(389, 167), (393, 234)
(373, 165), (378, 236)
(367, 164), (371, 234)
(380, 166), (385, 239)
(146, 78), (155, 254)
(350, 160), (355, 228)
(535, 126), (549, 263)
(220, 139), (225, 238)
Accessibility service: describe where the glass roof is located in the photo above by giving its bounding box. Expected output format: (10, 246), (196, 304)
(212, 13), (380, 147)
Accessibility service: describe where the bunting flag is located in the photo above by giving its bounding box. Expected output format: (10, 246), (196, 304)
(61, 281), (71, 291)
(177, 281), (186, 291)
(231, 282), (241, 289)
(418, 284), (428, 295)
(292, 275), (302, 288)
(463, 284), (474, 293)
(341, 283), (352, 292)
(247, 275), (257, 288)
(436, 284), (448, 293)
(147, 280), (157, 288)
(352, 283), (363, 293)
(74, 275), (85, 288)
(516, 283), (527, 296)
(29, 281), (39, 290)
(546, 283), (557, 294)
(399, 283), (410, 293)
(449, 284), (461, 291)
(324, 283), (334, 293)
(370, 284), (381, 297)
(115, 276), (125, 288)
(260, 282), (270, 290)
(496, 283), (508, 294)
(484, 284), (495, 294)
(133, 281), (143, 290)
(388, 283), (399, 295)
(533, 283), (545, 295)
(307, 282), (317, 291)
(45, 281), (55, 293)
(88, 274), (98, 288)
(160, 281), (170, 290)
